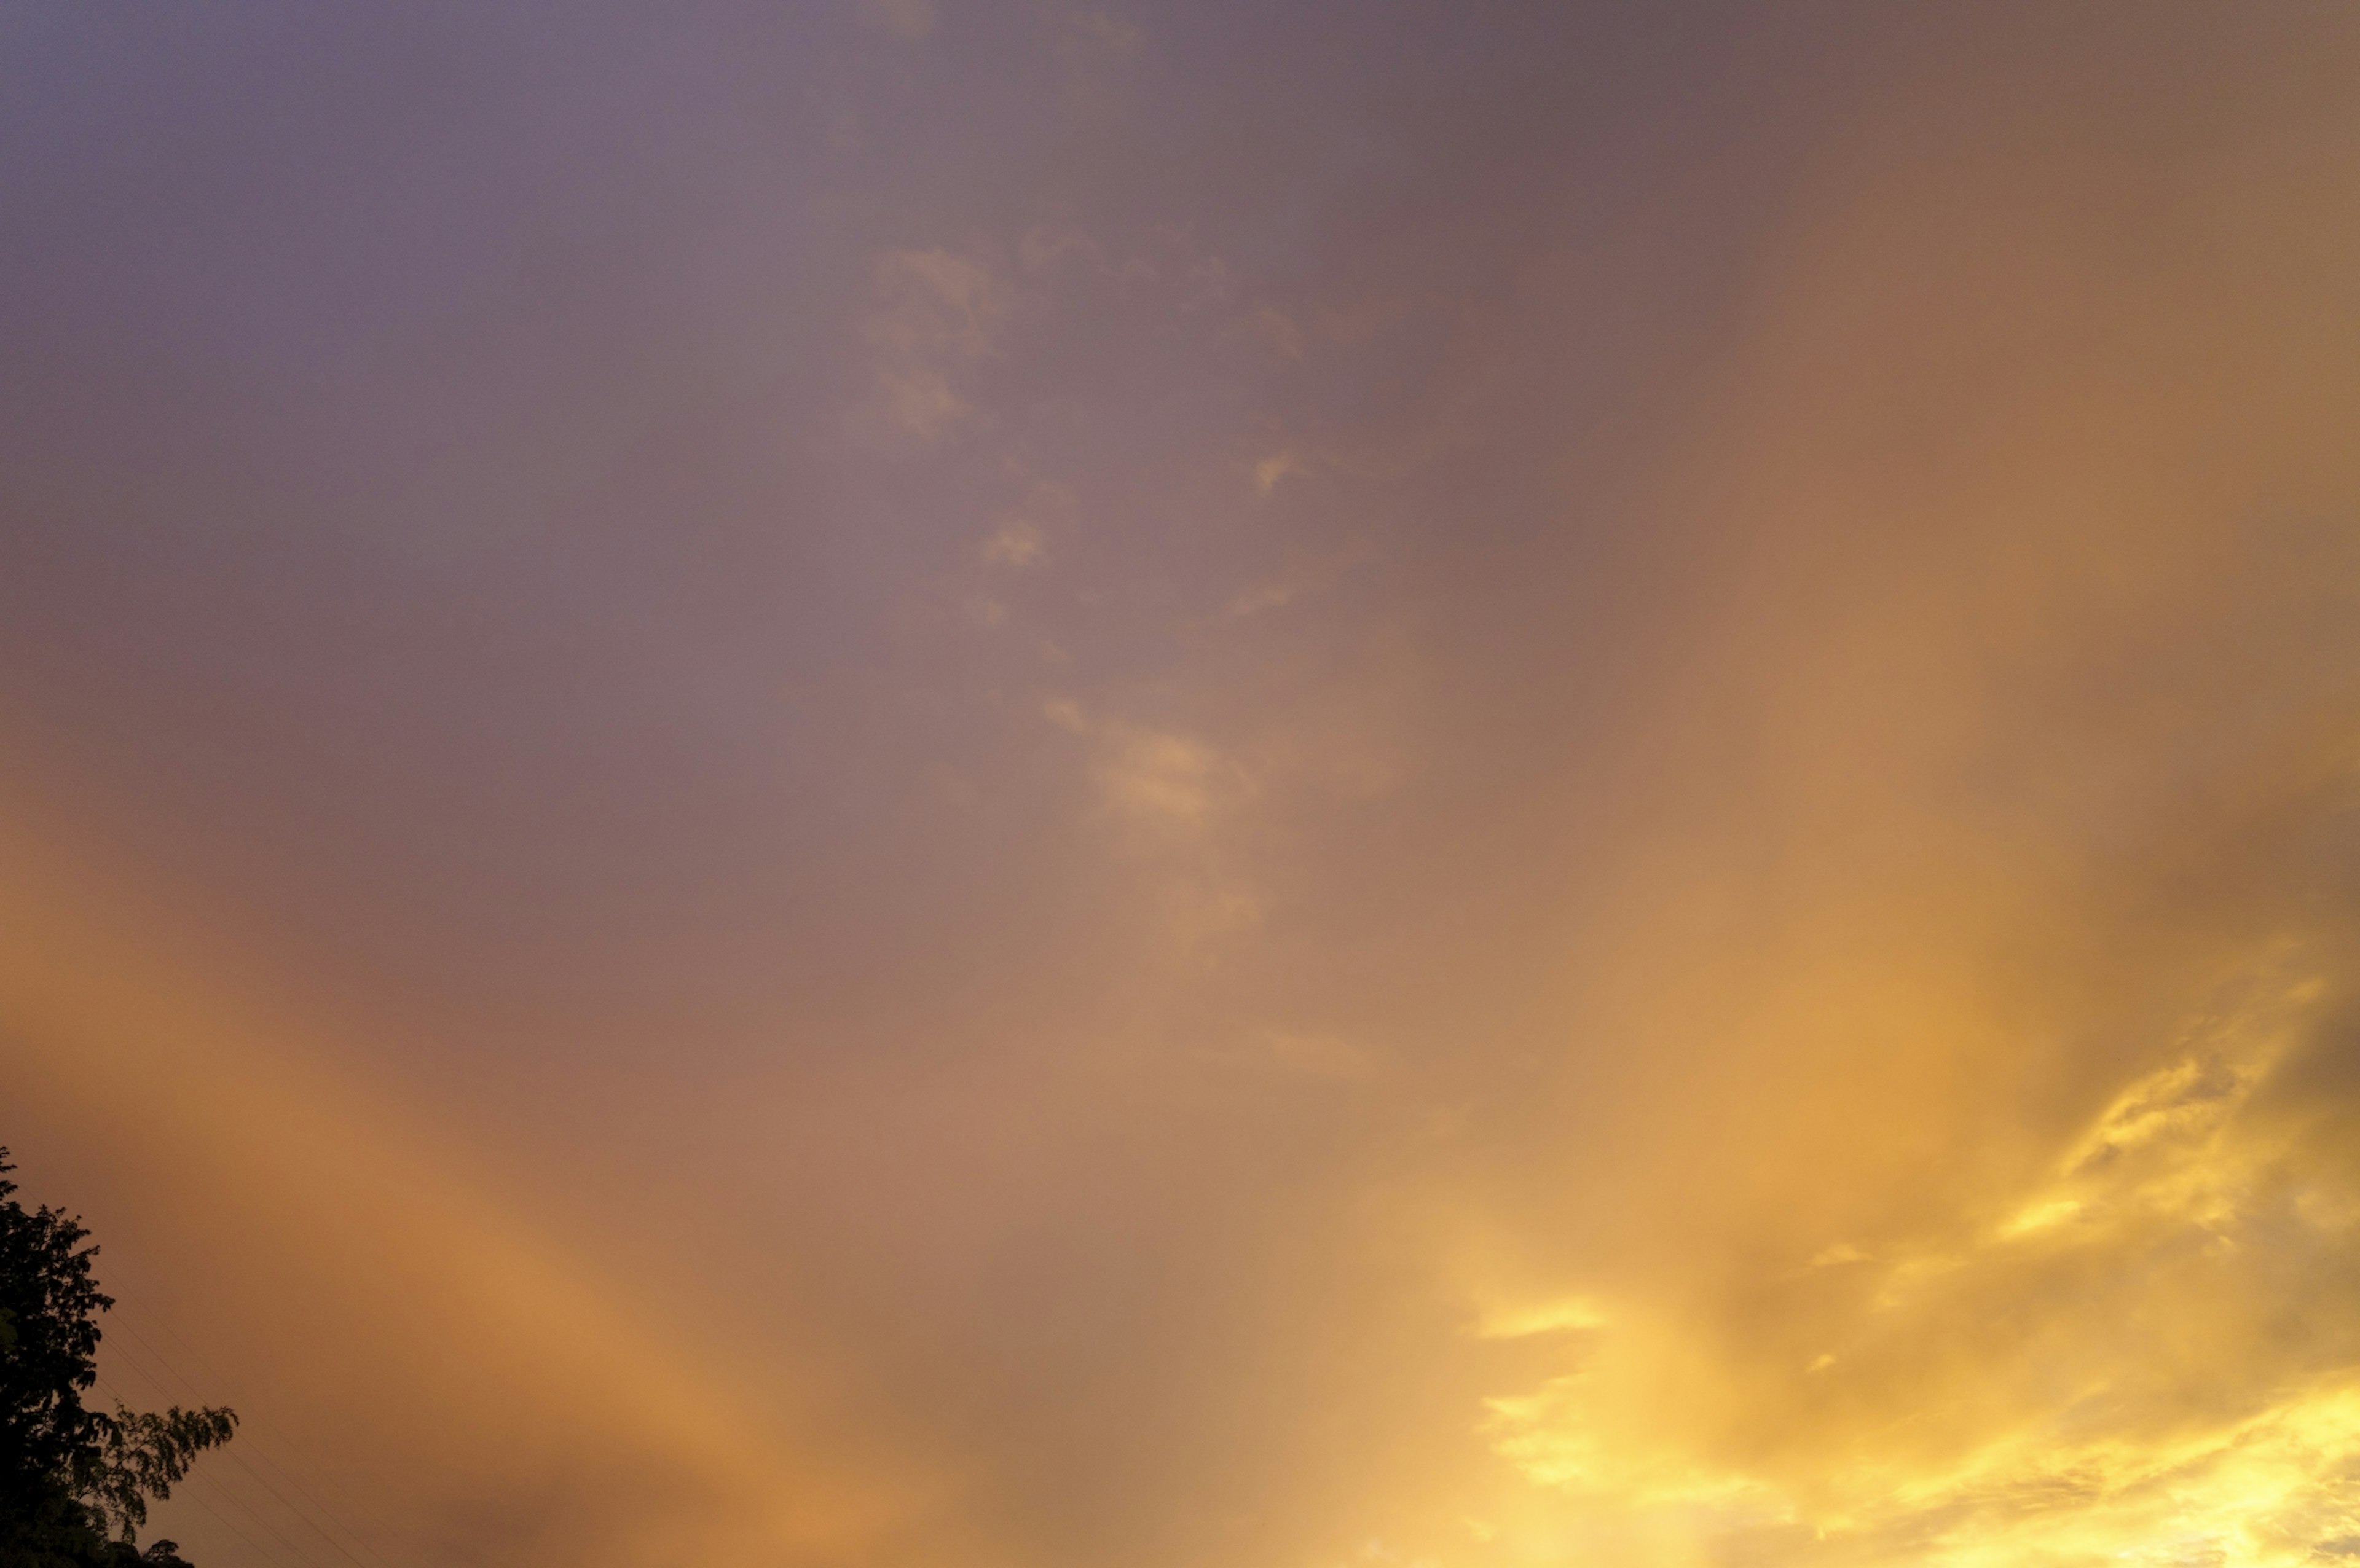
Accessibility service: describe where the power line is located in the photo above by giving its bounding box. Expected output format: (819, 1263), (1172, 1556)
(106, 1288), (422, 1568)
(100, 1359), (320, 1568)
(174, 1476), (309, 1568)
(94, 1373), (315, 1568)
(100, 1273), (484, 1566)
(101, 1335), (342, 1568)
(100, 1308), (395, 1568)
(186, 1468), (328, 1568)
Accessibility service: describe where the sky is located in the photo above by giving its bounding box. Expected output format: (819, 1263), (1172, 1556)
(3, 4), (2359, 1566)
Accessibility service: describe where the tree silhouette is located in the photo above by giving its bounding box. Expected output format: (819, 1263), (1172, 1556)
(0, 1150), (235, 1568)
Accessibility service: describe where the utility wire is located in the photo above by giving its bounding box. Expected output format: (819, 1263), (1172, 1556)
(98, 1358), (321, 1568)
(175, 1475), (309, 1568)
(93, 1373), (314, 1568)
(101, 1286), (428, 1568)
(107, 1287), (425, 1568)
(184, 1469), (325, 1568)
(100, 1307), (393, 1568)
(102, 1335), (339, 1568)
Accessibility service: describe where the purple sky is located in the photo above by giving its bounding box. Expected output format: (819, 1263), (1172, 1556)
(7, 6), (2360, 1567)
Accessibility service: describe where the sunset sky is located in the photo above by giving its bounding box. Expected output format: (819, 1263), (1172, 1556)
(5, 5), (2360, 1566)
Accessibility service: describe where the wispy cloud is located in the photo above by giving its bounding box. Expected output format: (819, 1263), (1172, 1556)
(850, 248), (1007, 449)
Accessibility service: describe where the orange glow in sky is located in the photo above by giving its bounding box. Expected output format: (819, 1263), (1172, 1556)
(5, 6), (2360, 1567)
